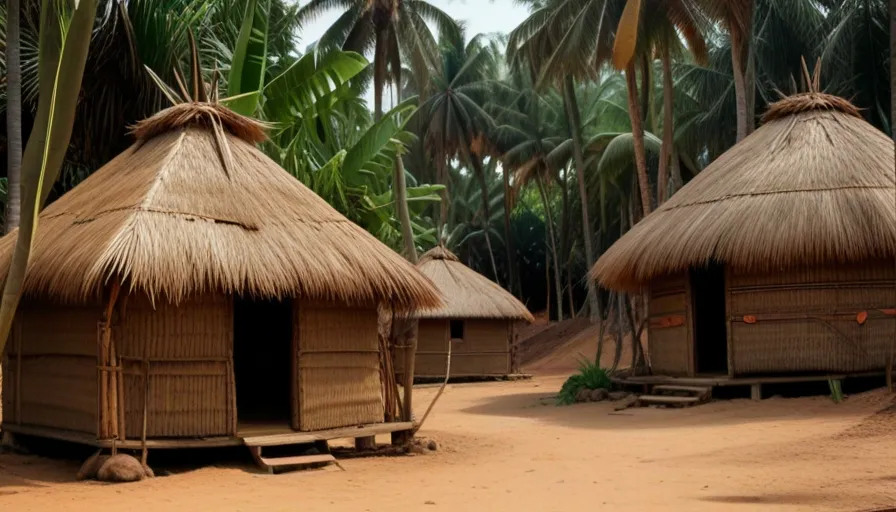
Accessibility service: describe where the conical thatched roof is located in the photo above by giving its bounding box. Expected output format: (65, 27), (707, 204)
(414, 247), (533, 321)
(0, 103), (441, 309)
(592, 93), (896, 291)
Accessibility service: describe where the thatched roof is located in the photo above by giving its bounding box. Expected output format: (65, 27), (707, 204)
(414, 247), (533, 321)
(0, 103), (441, 309)
(592, 92), (896, 291)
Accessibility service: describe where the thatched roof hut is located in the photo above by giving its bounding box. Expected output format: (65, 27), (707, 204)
(408, 246), (533, 378)
(1, 103), (441, 456)
(591, 93), (896, 382)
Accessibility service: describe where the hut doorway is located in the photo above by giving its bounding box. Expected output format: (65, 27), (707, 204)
(690, 264), (728, 375)
(233, 297), (294, 428)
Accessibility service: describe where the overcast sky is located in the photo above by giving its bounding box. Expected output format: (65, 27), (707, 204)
(298, 0), (532, 106)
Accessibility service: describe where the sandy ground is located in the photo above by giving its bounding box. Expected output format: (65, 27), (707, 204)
(2, 373), (896, 511)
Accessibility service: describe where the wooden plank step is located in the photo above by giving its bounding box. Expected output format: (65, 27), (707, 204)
(652, 385), (711, 394)
(260, 454), (336, 468)
(638, 395), (701, 405)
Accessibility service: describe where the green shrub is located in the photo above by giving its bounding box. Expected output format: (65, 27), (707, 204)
(556, 358), (611, 405)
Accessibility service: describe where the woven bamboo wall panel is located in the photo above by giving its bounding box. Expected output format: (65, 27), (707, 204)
(124, 361), (230, 437)
(19, 356), (97, 433)
(119, 294), (232, 359)
(119, 294), (232, 438)
(17, 302), (101, 356)
(452, 320), (509, 354)
(648, 277), (691, 376)
(296, 302), (383, 431)
(450, 353), (511, 376)
(728, 264), (896, 375)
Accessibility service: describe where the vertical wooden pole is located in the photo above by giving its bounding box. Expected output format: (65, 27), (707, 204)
(100, 281), (121, 440)
(14, 319), (21, 424)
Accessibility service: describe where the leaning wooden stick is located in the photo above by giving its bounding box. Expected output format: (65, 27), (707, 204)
(411, 337), (451, 436)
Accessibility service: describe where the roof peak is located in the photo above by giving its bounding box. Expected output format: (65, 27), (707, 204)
(130, 102), (269, 144)
(420, 246), (460, 263)
(762, 92), (861, 123)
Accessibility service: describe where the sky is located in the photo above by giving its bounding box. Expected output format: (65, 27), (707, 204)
(298, 0), (532, 106)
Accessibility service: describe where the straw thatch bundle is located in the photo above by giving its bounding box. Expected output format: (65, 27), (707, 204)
(0, 103), (440, 309)
(592, 92), (896, 291)
(414, 247), (533, 321)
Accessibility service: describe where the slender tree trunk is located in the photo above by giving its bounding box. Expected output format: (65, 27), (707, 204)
(595, 291), (613, 366)
(545, 248), (551, 321)
(5, 0), (22, 234)
(470, 155), (500, 285)
(639, 54), (651, 127)
(889, 0), (896, 392)
(502, 168), (519, 297)
(730, 30), (749, 142)
(624, 62), (652, 217)
(437, 157), (448, 237)
(744, 37), (756, 135)
(536, 176), (563, 321)
(374, 31), (388, 121)
(611, 292), (625, 372)
(658, 45), (674, 206)
(562, 77), (600, 320)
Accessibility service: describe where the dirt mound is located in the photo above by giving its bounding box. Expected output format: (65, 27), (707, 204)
(523, 323), (636, 375)
(517, 318), (591, 368)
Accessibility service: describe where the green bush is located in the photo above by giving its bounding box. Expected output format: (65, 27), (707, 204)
(556, 358), (611, 405)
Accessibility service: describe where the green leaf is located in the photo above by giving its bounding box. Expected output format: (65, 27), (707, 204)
(227, 0), (270, 116)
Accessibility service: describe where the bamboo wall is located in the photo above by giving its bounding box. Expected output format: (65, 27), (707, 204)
(294, 301), (383, 431)
(2, 300), (101, 434)
(118, 294), (234, 439)
(414, 319), (513, 377)
(647, 275), (693, 376)
(728, 262), (896, 375)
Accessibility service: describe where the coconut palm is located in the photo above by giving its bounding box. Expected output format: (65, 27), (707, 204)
(4, 0), (21, 233)
(419, 29), (501, 279)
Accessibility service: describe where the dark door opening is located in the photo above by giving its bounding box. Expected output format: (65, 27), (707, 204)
(233, 297), (293, 427)
(690, 264), (728, 375)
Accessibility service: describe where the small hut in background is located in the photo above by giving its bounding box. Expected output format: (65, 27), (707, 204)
(408, 247), (533, 378)
(592, 92), (896, 383)
(0, 103), (441, 456)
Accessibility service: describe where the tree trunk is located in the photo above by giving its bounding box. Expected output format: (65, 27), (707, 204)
(639, 54), (651, 127)
(373, 31), (388, 121)
(470, 156), (500, 285)
(889, 0), (896, 392)
(730, 29), (749, 142)
(502, 168), (519, 297)
(562, 77), (600, 320)
(437, 157), (448, 237)
(658, 45), (674, 206)
(536, 176), (563, 321)
(5, 0), (22, 234)
(624, 62), (652, 217)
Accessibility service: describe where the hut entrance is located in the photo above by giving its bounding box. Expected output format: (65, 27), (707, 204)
(233, 297), (294, 429)
(690, 264), (728, 375)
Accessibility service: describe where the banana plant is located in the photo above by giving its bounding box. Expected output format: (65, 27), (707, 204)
(226, 0), (270, 116)
(0, 0), (100, 353)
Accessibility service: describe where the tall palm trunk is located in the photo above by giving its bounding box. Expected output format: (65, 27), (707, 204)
(5, 0), (22, 234)
(657, 45), (674, 205)
(562, 77), (600, 320)
(470, 155), (500, 284)
(536, 175), (563, 321)
(437, 157), (448, 235)
(502, 168), (519, 297)
(730, 31), (749, 142)
(624, 62), (652, 217)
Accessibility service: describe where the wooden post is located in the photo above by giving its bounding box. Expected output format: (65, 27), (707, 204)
(99, 281), (121, 440)
(15, 319), (21, 424)
(355, 436), (376, 451)
(751, 383), (761, 401)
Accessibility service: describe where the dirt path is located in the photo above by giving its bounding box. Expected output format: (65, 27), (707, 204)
(2, 376), (896, 511)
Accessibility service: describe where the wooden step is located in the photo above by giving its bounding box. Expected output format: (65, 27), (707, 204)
(260, 454), (336, 469)
(248, 445), (338, 474)
(638, 395), (702, 406)
(652, 385), (711, 395)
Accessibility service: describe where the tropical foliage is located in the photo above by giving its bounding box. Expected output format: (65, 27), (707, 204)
(0, 0), (892, 355)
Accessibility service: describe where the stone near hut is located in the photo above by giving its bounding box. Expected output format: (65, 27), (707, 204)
(590, 389), (609, 402)
(614, 395), (639, 411)
(576, 388), (591, 403)
(77, 451), (110, 481)
(608, 391), (631, 401)
(95, 454), (154, 483)
(426, 439), (439, 452)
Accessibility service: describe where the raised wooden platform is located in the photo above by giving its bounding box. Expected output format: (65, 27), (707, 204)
(613, 371), (886, 401)
(2, 421), (415, 450)
(413, 373), (533, 385)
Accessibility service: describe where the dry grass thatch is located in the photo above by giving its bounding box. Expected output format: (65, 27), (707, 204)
(0, 104), (441, 310)
(592, 93), (896, 291)
(414, 247), (534, 321)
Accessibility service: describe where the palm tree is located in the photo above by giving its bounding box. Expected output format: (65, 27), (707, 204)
(299, 0), (459, 264)
(420, 29), (501, 280)
(5, 0), (21, 233)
